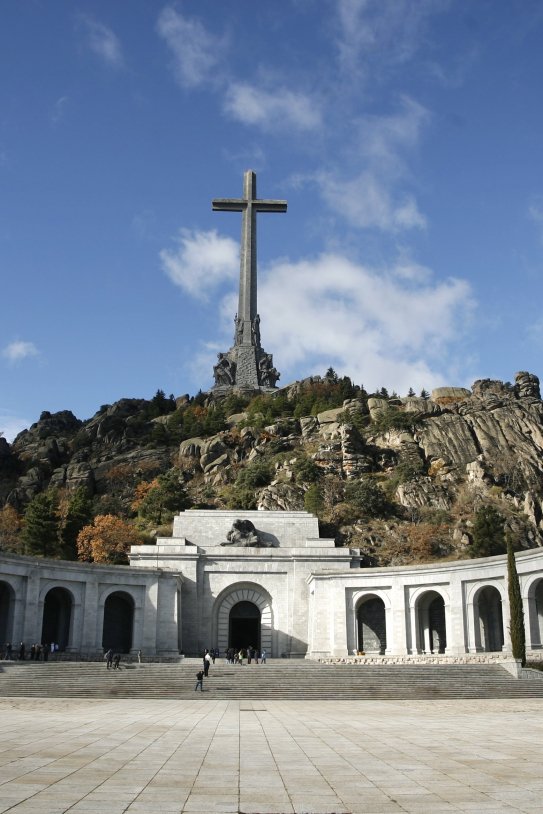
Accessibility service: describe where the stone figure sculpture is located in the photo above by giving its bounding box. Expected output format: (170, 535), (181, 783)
(213, 354), (236, 386)
(220, 518), (274, 547)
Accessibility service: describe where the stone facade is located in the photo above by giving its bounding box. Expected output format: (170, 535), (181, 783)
(2, 508), (543, 660)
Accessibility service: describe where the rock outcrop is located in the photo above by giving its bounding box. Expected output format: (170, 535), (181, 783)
(3, 370), (543, 563)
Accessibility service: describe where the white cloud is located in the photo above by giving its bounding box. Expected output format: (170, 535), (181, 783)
(224, 82), (321, 132)
(315, 169), (426, 232)
(159, 229), (238, 300)
(2, 341), (39, 364)
(156, 6), (225, 89)
(51, 96), (69, 126)
(171, 232), (475, 393)
(305, 95), (429, 232)
(256, 253), (473, 393)
(336, 0), (448, 78)
(0, 412), (30, 443)
(78, 15), (124, 68)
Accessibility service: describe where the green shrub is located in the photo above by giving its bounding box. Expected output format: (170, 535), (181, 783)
(344, 478), (389, 518)
(372, 407), (419, 434)
(304, 483), (325, 516)
(293, 457), (321, 484)
(470, 505), (506, 557)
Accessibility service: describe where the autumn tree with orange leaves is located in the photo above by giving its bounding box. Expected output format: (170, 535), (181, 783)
(77, 515), (143, 564)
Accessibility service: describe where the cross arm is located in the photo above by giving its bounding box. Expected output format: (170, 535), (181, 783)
(255, 200), (288, 213)
(212, 199), (246, 212)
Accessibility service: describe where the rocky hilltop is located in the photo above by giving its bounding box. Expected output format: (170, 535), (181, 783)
(1, 371), (543, 565)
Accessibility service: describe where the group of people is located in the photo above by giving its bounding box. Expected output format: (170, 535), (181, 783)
(225, 646), (266, 664)
(104, 649), (122, 669)
(1, 642), (58, 661)
(195, 646), (268, 691)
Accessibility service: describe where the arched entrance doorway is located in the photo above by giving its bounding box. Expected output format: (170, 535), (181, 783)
(102, 591), (134, 653)
(416, 591), (447, 654)
(229, 601), (261, 651)
(357, 596), (386, 654)
(0, 581), (15, 647)
(41, 587), (72, 650)
(475, 585), (504, 652)
(534, 579), (543, 647)
(215, 586), (272, 656)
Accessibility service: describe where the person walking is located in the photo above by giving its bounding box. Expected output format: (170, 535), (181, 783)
(204, 651), (211, 677)
(261, 649), (267, 664)
(113, 653), (121, 669)
(105, 649), (113, 669)
(18, 642), (25, 661)
(194, 669), (204, 692)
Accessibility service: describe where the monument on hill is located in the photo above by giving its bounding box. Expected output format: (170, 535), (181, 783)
(212, 170), (286, 393)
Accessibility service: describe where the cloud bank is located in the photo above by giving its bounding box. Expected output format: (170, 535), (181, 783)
(161, 229), (474, 393)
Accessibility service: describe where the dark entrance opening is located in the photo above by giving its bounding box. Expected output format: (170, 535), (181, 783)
(229, 601), (260, 651)
(428, 595), (447, 653)
(477, 586), (504, 652)
(102, 591), (134, 653)
(41, 587), (72, 650)
(0, 581), (15, 646)
(358, 597), (386, 654)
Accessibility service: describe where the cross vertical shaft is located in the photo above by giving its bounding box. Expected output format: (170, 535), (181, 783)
(213, 170), (287, 345)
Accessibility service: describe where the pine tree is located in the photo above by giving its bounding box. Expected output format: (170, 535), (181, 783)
(507, 536), (526, 666)
(471, 505), (506, 557)
(22, 490), (60, 557)
(59, 487), (94, 560)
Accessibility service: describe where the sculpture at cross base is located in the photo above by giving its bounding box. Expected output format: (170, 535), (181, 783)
(211, 170), (286, 393)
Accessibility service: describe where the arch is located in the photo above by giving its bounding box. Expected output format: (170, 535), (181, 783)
(528, 577), (543, 649)
(215, 585), (272, 656)
(356, 595), (386, 654)
(0, 580), (16, 649)
(474, 585), (504, 652)
(41, 587), (73, 650)
(415, 590), (447, 654)
(102, 591), (134, 654)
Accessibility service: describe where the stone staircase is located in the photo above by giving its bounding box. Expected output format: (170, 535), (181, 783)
(2, 660), (543, 700)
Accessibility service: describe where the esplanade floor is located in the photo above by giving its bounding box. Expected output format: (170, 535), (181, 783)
(0, 697), (541, 814)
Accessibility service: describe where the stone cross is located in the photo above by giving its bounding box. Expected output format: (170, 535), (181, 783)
(213, 170), (287, 345)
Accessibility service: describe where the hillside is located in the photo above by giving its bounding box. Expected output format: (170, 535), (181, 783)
(1, 370), (542, 566)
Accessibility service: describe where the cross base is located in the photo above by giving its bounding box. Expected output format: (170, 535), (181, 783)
(212, 343), (280, 391)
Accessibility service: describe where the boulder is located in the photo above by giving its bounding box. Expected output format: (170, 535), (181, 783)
(367, 398), (389, 421)
(179, 437), (205, 459)
(515, 371), (541, 400)
(401, 396), (441, 416)
(396, 477), (452, 510)
(226, 412), (248, 428)
(430, 387), (471, 405)
(316, 407), (344, 424)
(257, 482), (305, 511)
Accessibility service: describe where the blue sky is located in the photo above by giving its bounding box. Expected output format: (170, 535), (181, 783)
(2, 0), (543, 441)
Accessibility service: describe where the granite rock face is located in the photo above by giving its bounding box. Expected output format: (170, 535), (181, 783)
(3, 370), (543, 561)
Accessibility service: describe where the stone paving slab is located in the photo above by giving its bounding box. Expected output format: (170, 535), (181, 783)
(0, 698), (542, 813)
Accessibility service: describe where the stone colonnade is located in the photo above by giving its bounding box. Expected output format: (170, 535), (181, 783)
(1, 548), (543, 659)
(306, 549), (543, 659)
(0, 553), (181, 657)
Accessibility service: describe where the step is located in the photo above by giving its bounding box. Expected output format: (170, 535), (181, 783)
(2, 661), (543, 700)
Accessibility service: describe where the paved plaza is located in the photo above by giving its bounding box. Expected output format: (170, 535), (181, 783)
(0, 697), (542, 814)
